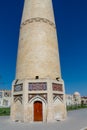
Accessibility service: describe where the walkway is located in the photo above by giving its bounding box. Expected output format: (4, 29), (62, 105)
(0, 109), (87, 130)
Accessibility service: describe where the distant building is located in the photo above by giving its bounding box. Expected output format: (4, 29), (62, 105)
(73, 92), (81, 105)
(66, 92), (81, 106)
(66, 94), (74, 106)
(81, 96), (87, 105)
(0, 90), (11, 108)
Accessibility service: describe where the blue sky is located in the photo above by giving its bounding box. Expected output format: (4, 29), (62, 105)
(0, 0), (87, 96)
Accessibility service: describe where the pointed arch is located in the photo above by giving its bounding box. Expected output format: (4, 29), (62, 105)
(29, 95), (47, 104)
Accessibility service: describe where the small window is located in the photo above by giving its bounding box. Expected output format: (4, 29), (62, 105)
(56, 77), (60, 81)
(35, 76), (39, 79)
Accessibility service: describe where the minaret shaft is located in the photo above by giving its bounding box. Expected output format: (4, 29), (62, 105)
(21, 0), (55, 23)
(16, 0), (61, 80)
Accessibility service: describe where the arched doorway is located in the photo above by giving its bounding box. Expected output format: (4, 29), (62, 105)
(34, 101), (43, 121)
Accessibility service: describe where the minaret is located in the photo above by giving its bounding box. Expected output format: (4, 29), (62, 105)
(16, 0), (61, 80)
(11, 0), (67, 123)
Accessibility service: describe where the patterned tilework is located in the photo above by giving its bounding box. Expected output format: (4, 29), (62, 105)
(14, 95), (23, 104)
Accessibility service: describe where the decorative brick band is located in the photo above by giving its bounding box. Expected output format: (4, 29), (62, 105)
(21, 17), (56, 29)
(53, 94), (63, 101)
(14, 84), (23, 92)
(28, 82), (47, 91)
(28, 94), (47, 102)
(14, 94), (23, 104)
(52, 83), (63, 92)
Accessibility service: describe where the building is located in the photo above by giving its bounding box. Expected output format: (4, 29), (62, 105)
(66, 92), (81, 106)
(81, 96), (87, 105)
(11, 0), (67, 123)
(73, 92), (81, 105)
(0, 90), (11, 108)
(66, 94), (74, 106)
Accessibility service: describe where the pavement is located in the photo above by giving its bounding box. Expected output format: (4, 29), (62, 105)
(0, 109), (87, 130)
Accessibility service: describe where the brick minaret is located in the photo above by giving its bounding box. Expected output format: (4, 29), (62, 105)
(11, 0), (67, 123)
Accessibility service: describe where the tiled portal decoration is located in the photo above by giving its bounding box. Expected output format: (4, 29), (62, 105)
(21, 17), (56, 29)
(14, 84), (23, 92)
(52, 83), (63, 91)
(28, 94), (47, 102)
(28, 82), (47, 91)
(53, 94), (63, 101)
(14, 95), (23, 104)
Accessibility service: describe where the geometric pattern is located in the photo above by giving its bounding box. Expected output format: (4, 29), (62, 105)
(52, 83), (63, 91)
(21, 17), (56, 29)
(28, 94), (47, 102)
(53, 94), (63, 101)
(14, 95), (23, 104)
(14, 84), (23, 92)
(29, 82), (47, 91)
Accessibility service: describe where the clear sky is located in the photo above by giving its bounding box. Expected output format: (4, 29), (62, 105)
(0, 0), (87, 96)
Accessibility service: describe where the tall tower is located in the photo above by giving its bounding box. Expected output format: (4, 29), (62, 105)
(11, 0), (67, 122)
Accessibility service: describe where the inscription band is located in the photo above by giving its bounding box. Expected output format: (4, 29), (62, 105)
(21, 17), (56, 29)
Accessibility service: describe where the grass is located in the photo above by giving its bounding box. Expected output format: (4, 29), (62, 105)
(0, 108), (10, 116)
(67, 105), (87, 111)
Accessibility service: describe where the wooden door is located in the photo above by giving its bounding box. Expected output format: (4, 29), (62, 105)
(34, 101), (43, 121)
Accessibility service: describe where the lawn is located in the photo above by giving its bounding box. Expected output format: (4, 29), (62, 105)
(0, 108), (10, 116)
(67, 104), (87, 111)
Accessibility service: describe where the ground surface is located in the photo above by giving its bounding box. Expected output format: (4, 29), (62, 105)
(0, 109), (87, 130)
